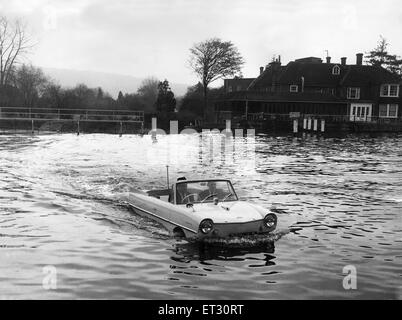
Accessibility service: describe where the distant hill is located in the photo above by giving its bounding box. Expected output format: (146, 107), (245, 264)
(42, 67), (190, 98)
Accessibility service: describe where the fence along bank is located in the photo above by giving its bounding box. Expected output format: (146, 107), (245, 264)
(0, 107), (144, 134)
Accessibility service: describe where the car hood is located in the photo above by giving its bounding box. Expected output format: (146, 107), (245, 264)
(186, 201), (267, 224)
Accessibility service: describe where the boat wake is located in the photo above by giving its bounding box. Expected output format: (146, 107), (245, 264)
(192, 229), (289, 248)
(51, 189), (171, 240)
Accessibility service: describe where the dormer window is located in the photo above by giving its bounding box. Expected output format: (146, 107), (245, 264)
(332, 65), (340, 75)
(347, 87), (360, 99)
(290, 85), (298, 93)
(380, 84), (399, 97)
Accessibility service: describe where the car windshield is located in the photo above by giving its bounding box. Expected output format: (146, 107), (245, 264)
(176, 180), (238, 204)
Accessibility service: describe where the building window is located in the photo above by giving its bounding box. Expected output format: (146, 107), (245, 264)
(347, 87), (360, 99)
(380, 84), (399, 97)
(236, 85), (242, 91)
(332, 65), (340, 75)
(390, 104), (398, 117)
(379, 104), (398, 118)
(228, 86), (232, 92)
(290, 85), (298, 93)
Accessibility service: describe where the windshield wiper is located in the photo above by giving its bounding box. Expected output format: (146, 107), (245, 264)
(222, 193), (233, 202)
(201, 193), (217, 203)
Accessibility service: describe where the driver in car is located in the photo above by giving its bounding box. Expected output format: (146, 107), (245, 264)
(199, 181), (226, 202)
(176, 183), (197, 204)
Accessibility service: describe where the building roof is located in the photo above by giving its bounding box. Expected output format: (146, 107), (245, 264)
(247, 59), (401, 90)
(295, 57), (323, 63)
(340, 65), (401, 86)
(225, 78), (255, 85)
(277, 62), (345, 86)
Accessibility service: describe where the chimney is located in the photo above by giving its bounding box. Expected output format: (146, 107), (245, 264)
(269, 60), (282, 69)
(260, 66), (264, 74)
(326, 56), (331, 64)
(341, 57), (347, 65)
(356, 53), (363, 66)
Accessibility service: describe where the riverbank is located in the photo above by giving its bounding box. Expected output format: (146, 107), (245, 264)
(2, 117), (402, 136)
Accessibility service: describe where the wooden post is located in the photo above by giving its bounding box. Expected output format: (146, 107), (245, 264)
(77, 120), (80, 135)
(321, 119), (325, 132)
(245, 100), (249, 120)
(31, 119), (34, 135)
(151, 117), (157, 140)
(293, 119), (298, 133)
(119, 121), (123, 137)
(225, 119), (231, 137)
(226, 119), (231, 130)
(170, 120), (178, 134)
(313, 119), (318, 131)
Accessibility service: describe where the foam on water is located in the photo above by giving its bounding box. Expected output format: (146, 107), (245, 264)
(196, 229), (289, 247)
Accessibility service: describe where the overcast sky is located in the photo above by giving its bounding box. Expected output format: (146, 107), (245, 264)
(1, 0), (401, 86)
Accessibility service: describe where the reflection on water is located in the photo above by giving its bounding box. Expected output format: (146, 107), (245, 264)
(0, 132), (401, 299)
(172, 240), (276, 262)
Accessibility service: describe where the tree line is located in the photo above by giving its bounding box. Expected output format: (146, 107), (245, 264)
(0, 60), (224, 122)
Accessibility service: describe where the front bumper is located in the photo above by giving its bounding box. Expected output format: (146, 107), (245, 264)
(196, 218), (277, 240)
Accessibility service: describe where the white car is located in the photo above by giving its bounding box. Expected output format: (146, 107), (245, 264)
(125, 178), (277, 240)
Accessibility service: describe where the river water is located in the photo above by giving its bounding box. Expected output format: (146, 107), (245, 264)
(0, 132), (401, 299)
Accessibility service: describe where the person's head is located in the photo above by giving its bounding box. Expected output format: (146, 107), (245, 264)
(207, 181), (217, 193)
(177, 183), (187, 194)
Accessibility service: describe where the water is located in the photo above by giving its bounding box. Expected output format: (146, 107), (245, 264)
(0, 132), (401, 299)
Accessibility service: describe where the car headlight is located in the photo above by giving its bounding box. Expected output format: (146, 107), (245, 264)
(264, 213), (277, 229)
(199, 219), (214, 234)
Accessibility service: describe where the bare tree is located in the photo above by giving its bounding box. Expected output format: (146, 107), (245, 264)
(41, 82), (64, 109)
(13, 64), (49, 108)
(137, 77), (159, 113)
(0, 16), (34, 88)
(189, 38), (244, 120)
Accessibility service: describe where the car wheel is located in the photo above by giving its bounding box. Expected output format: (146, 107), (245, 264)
(173, 227), (186, 239)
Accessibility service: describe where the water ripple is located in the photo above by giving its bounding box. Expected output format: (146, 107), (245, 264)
(0, 133), (401, 299)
